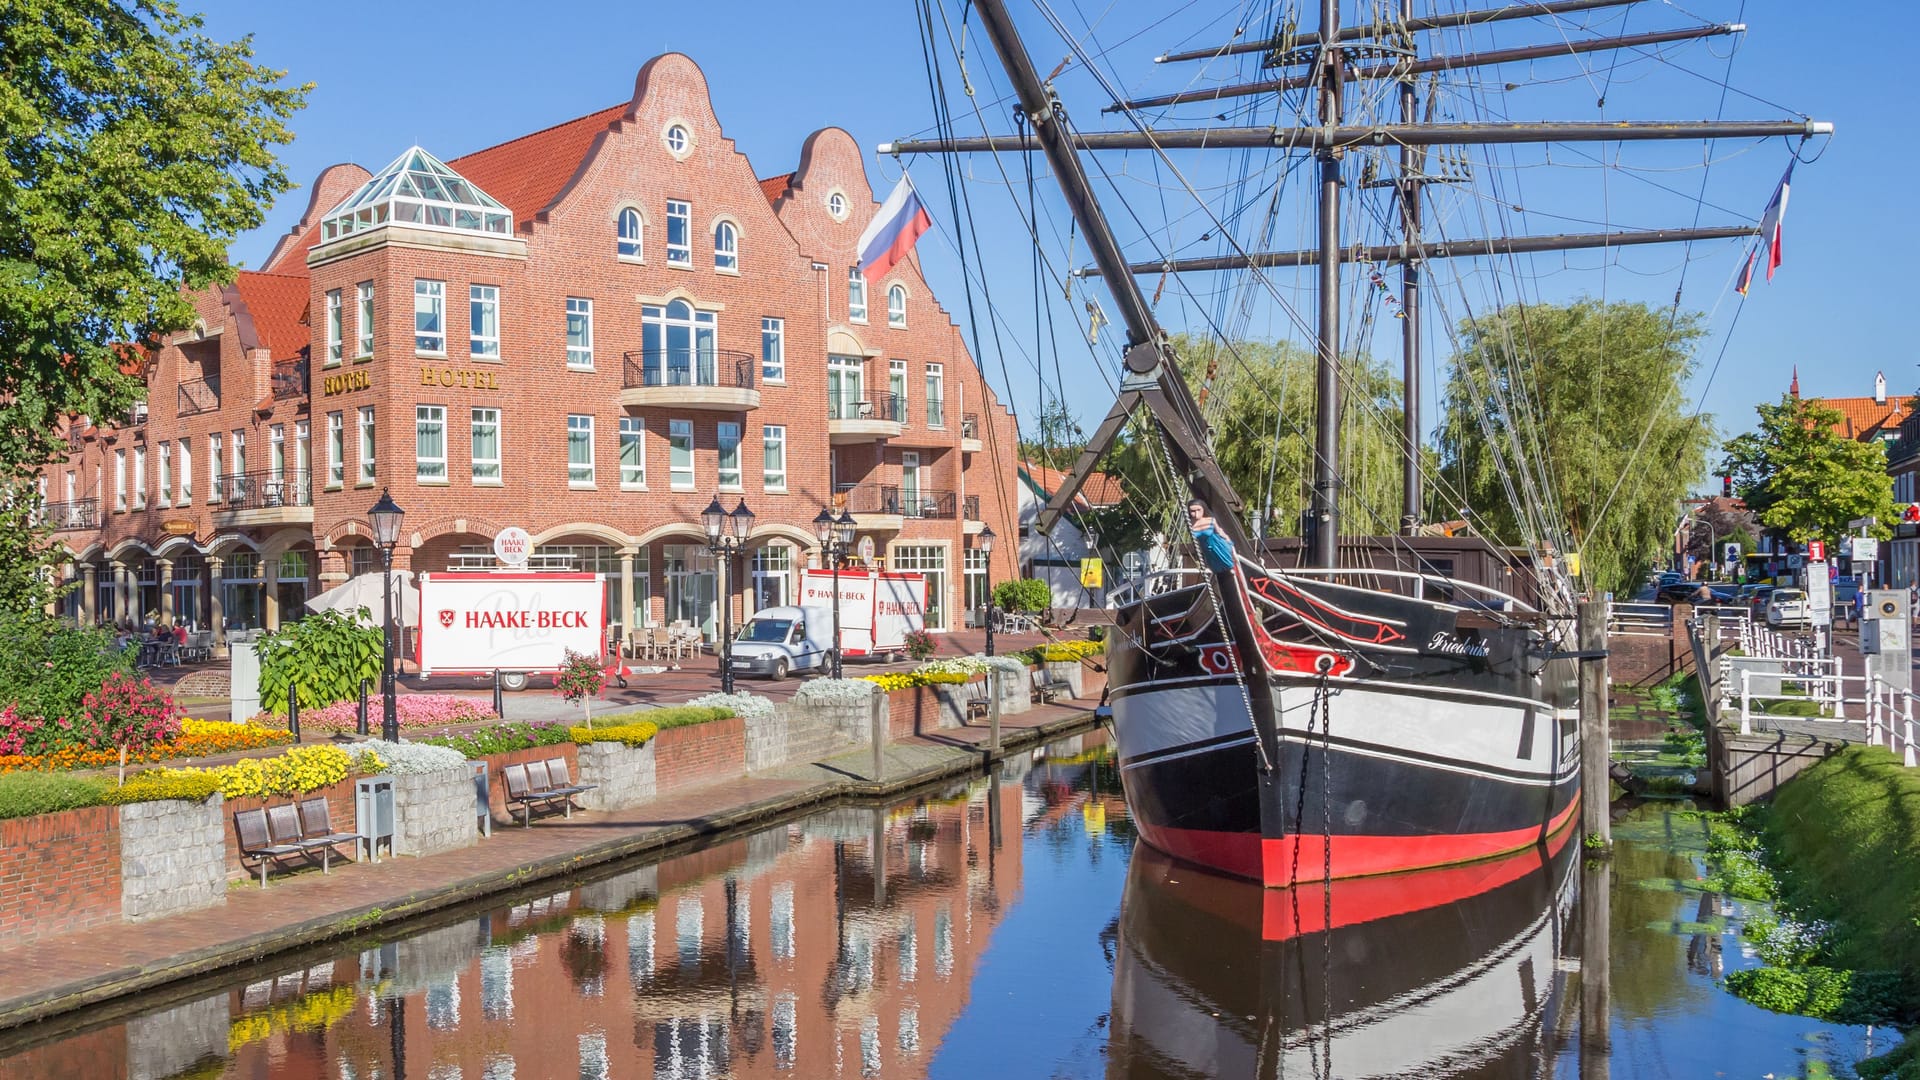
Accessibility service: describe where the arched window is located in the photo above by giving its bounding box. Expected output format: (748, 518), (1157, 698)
(617, 208), (643, 258)
(887, 284), (907, 328)
(713, 221), (738, 272)
(641, 299), (718, 386)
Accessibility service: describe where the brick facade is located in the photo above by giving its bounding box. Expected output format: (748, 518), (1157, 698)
(36, 53), (1020, 652)
(0, 805), (121, 944)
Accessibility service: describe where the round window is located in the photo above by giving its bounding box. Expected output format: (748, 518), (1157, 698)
(665, 124), (690, 154)
(829, 192), (847, 220)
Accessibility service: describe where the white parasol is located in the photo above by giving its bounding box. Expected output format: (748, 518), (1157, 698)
(304, 570), (420, 627)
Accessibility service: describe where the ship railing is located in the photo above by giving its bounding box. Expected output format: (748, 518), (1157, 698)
(1275, 563), (1539, 615)
(1864, 673), (1920, 768)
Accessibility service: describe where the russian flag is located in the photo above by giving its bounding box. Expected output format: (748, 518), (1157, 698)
(857, 174), (933, 283)
(1736, 161), (1792, 296)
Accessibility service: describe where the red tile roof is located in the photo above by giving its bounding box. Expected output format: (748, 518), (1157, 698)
(1020, 461), (1126, 508)
(230, 271), (310, 360)
(1809, 395), (1913, 440)
(758, 172), (794, 204)
(450, 104), (628, 229)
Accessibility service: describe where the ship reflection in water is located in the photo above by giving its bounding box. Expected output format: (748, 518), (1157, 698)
(1108, 826), (1580, 1079)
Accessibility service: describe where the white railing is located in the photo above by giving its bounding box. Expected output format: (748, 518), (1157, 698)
(1608, 601), (1673, 638)
(1864, 675), (1920, 768)
(1731, 655), (1867, 735)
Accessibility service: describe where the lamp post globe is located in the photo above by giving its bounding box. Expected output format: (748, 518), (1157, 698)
(367, 488), (405, 742)
(979, 525), (996, 656)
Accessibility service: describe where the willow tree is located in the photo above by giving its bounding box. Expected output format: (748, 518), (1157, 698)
(1437, 300), (1713, 596)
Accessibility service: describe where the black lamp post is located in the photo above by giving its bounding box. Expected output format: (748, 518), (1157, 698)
(703, 496), (753, 694)
(368, 488), (405, 742)
(814, 507), (858, 679)
(979, 525), (997, 656)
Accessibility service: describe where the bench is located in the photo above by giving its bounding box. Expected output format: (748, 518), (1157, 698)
(234, 805), (344, 887)
(1031, 668), (1071, 704)
(502, 762), (575, 827)
(543, 757), (596, 801)
(966, 696), (990, 723)
(297, 797), (363, 862)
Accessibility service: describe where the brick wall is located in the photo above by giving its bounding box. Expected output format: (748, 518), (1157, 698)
(0, 805), (121, 944)
(652, 717), (745, 794)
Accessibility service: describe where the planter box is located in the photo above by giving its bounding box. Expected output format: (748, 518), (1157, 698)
(121, 794), (226, 921)
(575, 740), (656, 811)
(391, 764), (477, 857)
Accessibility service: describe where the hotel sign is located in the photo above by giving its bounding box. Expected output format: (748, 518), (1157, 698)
(321, 370), (371, 396)
(421, 366), (501, 390)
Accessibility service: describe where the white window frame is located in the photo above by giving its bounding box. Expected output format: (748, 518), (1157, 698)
(619, 416), (646, 490)
(231, 429), (245, 475)
(669, 419), (694, 490)
(325, 288), (343, 365)
(269, 423), (286, 480)
(469, 284), (500, 359)
(357, 406), (376, 484)
(890, 359), (908, 419)
(617, 206), (644, 259)
(356, 281), (375, 358)
(762, 425), (787, 491)
(760, 317), (784, 383)
(178, 437), (192, 504)
(415, 405), (447, 482)
(828, 191), (848, 220)
(567, 414), (595, 487)
(132, 445), (146, 509)
(713, 219), (738, 272)
(157, 441), (172, 506)
(717, 421), (742, 490)
(664, 123), (691, 155)
(471, 407), (501, 483)
(566, 297), (594, 369)
(665, 199), (692, 267)
(295, 420), (309, 488)
(925, 363), (945, 428)
(888, 284), (908, 328)
(848, 267), (868, 322)
(327, 412), (344, 488)
(114, 449), (127, 511)
(414, 279), (446, 354)
(207, 434), (222, 503)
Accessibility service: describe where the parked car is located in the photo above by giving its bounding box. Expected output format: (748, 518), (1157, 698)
(1766, 589), (1811, 628)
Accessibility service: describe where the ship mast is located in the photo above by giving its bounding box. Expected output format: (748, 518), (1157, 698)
(1398, 0), (1424, 536)
(1310, 0), (1344, 565)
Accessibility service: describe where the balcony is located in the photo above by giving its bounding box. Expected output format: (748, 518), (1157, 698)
(836, 483), (957, 532)
(963, 493), (986, 533)
(272, 359), (309, 401)
(828, 391), (904, 444)
(177, 377), (220, 417)
(961, 412), (983, 453)
(41, 499), (99, 532)
(211, 469), (312, 527)
(619, 349), (759, 411)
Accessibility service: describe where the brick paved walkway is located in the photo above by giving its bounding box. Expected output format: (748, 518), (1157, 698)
(0, 699), (1098, 1031)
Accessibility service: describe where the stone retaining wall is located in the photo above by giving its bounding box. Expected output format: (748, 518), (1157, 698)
(747, 704), (859, 771)
(0, 805), (120, 944)
(391, 765), (477, 857)
(575, 741), (655, 811)
(120, 795), (226, 922)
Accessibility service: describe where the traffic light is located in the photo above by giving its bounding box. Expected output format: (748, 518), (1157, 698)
(1722, 474), (1733, 497)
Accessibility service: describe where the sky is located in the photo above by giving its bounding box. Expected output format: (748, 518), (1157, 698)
(192, 0), (1893, 484)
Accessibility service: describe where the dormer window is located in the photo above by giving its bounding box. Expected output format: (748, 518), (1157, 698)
(617, 207), (644, 258)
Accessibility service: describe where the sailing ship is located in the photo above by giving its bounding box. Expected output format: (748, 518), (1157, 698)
(885, 1), (1829, 886)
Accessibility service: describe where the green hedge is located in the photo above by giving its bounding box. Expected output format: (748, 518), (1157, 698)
(0, 771), (111, 820)
(417, 722), (575, 758)
(593, 705), (732, 732)
(1768, 746), (1920, 976)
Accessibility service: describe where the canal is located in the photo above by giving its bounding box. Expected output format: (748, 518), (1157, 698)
(0, 732), (1890, 1078)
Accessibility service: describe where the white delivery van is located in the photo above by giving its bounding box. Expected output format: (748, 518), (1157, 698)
(795, 569), (927, 659)
(727, 606), (834, 680)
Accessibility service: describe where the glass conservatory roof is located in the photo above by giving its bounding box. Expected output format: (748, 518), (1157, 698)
(319, 146), (512, 244)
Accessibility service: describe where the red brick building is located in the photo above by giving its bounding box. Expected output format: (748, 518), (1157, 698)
(35, 54), (1019, 648)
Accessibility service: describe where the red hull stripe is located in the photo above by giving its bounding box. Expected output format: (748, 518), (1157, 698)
(1136, 793), (1580, 889)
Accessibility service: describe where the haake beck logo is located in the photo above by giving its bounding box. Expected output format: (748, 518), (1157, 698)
(438, 609), (455, 628)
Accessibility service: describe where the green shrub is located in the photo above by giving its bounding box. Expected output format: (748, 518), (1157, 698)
(1857, 1030), (1920, 1080)
(256, 610), (384, 715)
(1724, 966), (1912, 1025)
(593, 705), (732, 731)
(0, 611), (133, 739)
(0, 771), (110, 820)
(992, 578), (1051, 614)
(417, 722), (575, 758)
(1763, 698), (1824, 717)
(571, 721), (660, 747)
(105, 770), (221, 804)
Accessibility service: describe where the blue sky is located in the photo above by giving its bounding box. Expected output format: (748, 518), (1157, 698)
(197, 1), (1887, 479)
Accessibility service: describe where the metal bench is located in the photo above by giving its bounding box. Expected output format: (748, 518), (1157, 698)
(297, 797), (362, 864)
(501, 762), (572, 827)
(543, 757), (596, 801)
(1031, 668), (1071, 704)
(234, 807), (321, 887)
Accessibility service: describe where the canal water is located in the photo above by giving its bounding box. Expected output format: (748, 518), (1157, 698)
(0, 734), (1889, 1078)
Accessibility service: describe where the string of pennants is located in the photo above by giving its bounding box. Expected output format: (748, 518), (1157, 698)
(1367, 264), (1407, 319)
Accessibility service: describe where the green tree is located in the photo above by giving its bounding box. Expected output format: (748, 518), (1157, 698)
(1018, 399), (1087, 471)
(1720, 395), (1898, 543)
(1438, 299), (1714, 597)
(255, 610), (383, 716)
(0, 0), (307, 474)
(0, 486), (70, 618)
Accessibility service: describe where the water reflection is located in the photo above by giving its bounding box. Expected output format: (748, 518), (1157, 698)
(1107, 829), (1579, 1079)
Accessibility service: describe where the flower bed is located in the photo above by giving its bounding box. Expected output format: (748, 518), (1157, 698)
(264, 693), (497, 734)
(862, 670), (971, 692)
(0, 719), (293, 774)
(685, 691), (775, 721)
(344, 740), (467, 775)
(571, 721), (661, 748)
(1010, 639), (1106, 665)
(135, 744), (359, 799)
(415, 720), (573, 758)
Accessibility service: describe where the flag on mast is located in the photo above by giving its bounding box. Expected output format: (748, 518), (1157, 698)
(1736, 161), (1793, 295)
(856, 174), (933, 283)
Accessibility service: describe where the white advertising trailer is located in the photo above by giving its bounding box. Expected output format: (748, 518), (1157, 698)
(795, 569), (927, 659)
(417, 572), (605, 690)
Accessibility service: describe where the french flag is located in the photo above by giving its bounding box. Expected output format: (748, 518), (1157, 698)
(1736, 161), (1792, 295)
(857, 174), (933, 283)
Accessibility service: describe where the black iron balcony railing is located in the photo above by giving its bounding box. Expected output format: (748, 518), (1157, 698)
(837, 483), (899, 517)
(272, 358), (309, 400)
(42, 499), (99, 531)
(904, 488), (958, 519)
(177, 377), (220, 417)
(961, 412), (979, 439)
(828, 391), (905, 423)
(213, 469), (311, 511)
(838, 483), (956, 519)
(963, 494), (981, 521)
(621, 348), (757, 391)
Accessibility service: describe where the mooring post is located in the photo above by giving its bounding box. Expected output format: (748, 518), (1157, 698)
(871, 807), (887, 906)
(1579, 854), (1613, 1078)
(1578, 597), (1610, 847)
(870, 685), (886, 784)
(988, 668), (1003, 755)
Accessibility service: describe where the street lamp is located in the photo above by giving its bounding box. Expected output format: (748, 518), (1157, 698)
(367, 488), (405, 742)
(703, 496), (754, 693)
(978, 525), (997, 656)
(815, 506), (858, 679)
